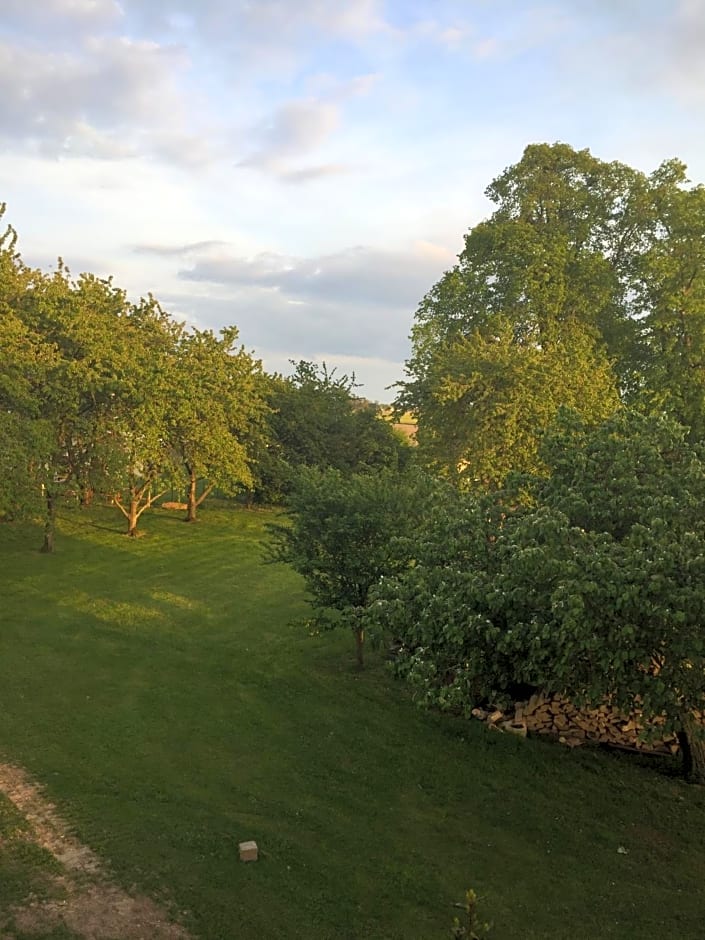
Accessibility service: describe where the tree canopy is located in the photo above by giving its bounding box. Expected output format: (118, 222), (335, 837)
(399, 143), (705, 485)
(0, 206), (267, 543)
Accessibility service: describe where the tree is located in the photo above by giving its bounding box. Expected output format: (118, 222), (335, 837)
(250, 361), (410, 503)
(0, 217), (54, 523)
(414, 315), (619, 487)
(168, 327), (268, 522)
(399, 143), (705, 485)
(635, 167), (705, 439)
(107, 295), (183, 537)
(268, 468), (439, 667)
(0, 214), (128, 549)
(366, 409), (705, 782)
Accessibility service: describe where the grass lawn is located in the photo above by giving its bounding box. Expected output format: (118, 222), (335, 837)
(1, 504), (704, 939)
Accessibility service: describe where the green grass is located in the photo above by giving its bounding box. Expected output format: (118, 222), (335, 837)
(0, 793), (62, 911)
(1, 504), (704, 939)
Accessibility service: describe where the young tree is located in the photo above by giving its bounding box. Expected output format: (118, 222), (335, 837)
(268, 469), (439, 667)
(107, 295), (183, 537)
(169, 327), (268, 522)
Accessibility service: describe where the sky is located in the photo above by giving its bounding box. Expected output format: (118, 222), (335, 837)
(2, 0), (705, 401)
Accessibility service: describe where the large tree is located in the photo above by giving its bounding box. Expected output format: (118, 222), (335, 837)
(0, 214), (52, 523)
(414, 315), (619, 487)
(635, 166), (705, 440)
(399, 143), (705, 484)
(0, 214), (129, 549)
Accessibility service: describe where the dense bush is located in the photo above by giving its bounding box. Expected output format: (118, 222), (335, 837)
(365, 409), (705, 781)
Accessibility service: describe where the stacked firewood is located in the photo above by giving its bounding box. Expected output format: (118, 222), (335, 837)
(470, 693), (705, 755)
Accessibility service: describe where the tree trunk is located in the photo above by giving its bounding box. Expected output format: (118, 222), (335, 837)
(354, 626), (365, 669)
(40, 490), (55, 554)
(186, 469), (198, 523)
(127, 497), (139, 537)
(679, 713), (705, 784)
(80, 483), (94, 508)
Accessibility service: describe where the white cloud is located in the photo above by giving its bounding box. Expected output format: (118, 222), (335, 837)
(278, 164), (352, 184)
(2, 0), (122, 32)
(240, 99), (340, 168)
(236, 98), (354, 181)
(178, 242), (455, 309)
(0, 35), (202, 162)
(555, 0), (705, 106)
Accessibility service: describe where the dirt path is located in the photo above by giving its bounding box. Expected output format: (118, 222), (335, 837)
(0, 762), (192, 940)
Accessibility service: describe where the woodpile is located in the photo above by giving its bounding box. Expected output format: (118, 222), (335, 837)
(470, 693), (705, 756)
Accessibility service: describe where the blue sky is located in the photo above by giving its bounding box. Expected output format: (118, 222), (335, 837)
(2, 0), (704, 400)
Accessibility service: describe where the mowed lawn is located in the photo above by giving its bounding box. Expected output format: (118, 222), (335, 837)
(1, 506), (704, 939)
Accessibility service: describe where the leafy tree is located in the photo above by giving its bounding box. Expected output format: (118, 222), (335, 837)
(1, 204), (269, 542)
(367, 409), (705, 782)
(268, 468), (439, 667)
(400, 143), (705, 485)
(169, 327), (268, 521)
(250, 361), (410, 503)
(635, 168), (705, 439)
(414, 315), (619, 486)
(0, 219), (53, 523)
(0, 214), (128, 548)
(107, 296), (183, 537)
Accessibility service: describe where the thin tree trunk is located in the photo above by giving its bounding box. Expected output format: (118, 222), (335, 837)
(186, 469), (198, 522)
(354, 626), (365, 669)
(40, 490), (55, 554)
(679, 712), (705, 784)
(127, 495), (139, 537)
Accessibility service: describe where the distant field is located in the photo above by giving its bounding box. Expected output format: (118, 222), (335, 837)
(379, 406), (418, 442)
(1, 505), (704, 938)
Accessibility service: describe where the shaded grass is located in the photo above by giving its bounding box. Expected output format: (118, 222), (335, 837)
(1, 504), (704, 938)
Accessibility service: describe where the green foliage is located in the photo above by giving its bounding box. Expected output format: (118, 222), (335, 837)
(251, 361), (410, 503)
(415, 315), (619, 486)
(268, 468), (439, 664)
(168, 326), (269, 520)
(400, 143), (705, 486)
(367, 409), (705, 779)
(0, 204), (267, 541)
(635, 178), (705, 439)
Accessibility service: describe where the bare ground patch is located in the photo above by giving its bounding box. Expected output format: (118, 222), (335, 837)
(0, 762), (192, 940)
